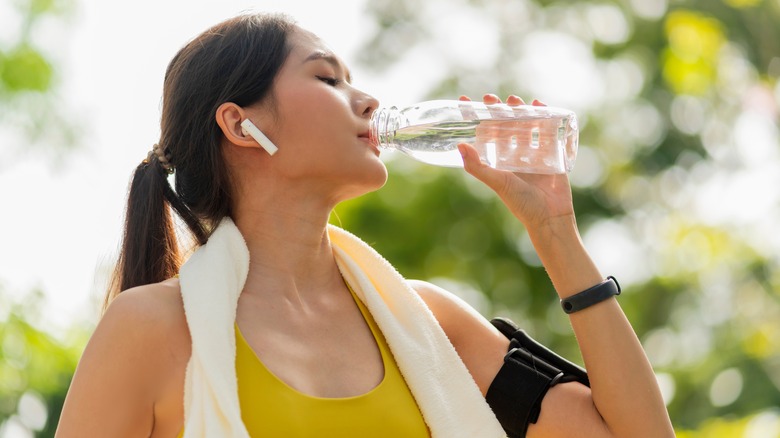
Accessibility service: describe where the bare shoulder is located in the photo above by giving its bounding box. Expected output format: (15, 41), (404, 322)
(407, 279), (503, 342)
(107, 278), (189, 334)
(98, 278), (191, 361)
(407, 279), (508, 395)
(56, 278), (190, 437)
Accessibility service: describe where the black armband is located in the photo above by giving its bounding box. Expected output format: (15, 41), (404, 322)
(486, 317), (590, 438)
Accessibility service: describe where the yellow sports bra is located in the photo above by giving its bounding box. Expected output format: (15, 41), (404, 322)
(179, 287), (430, 437)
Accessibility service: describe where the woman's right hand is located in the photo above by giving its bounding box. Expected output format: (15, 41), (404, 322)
(457, 94), (576, 233)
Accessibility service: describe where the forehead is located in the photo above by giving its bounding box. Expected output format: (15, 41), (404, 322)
(287, 28), (336, 60)
(285, 27), (351, 81)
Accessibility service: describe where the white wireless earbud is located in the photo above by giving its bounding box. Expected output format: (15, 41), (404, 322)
(240, 119), (279, 156)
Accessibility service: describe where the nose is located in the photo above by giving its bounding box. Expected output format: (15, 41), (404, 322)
(355, 90), (379, 119)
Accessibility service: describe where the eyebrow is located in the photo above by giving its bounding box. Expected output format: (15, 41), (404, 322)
(303, 51), (352, 83)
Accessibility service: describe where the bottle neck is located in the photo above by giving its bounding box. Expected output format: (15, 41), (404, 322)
(369, 107), (402, 149)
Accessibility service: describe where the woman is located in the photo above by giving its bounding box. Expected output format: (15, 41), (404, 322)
(56, 12), (674, 437)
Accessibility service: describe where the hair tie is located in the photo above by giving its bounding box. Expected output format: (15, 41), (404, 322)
(143, 143), (174, 174)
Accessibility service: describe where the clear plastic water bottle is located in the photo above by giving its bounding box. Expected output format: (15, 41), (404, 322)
(369, 100), (579, 174)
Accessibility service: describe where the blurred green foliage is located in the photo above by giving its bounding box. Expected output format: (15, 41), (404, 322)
(1, 0), (80, 436)
(0, 288), (82, 436)
(342, 0), (780, 435)
(2, 0), (779, 436)
(0, 0), (71, 94)
(0, 45), (53, 92)
(0, 0), (78, 162)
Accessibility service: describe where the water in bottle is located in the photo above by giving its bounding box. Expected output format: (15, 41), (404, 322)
(369, 100), (579, 174)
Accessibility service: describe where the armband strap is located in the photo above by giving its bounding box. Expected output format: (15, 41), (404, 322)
(486, 317), (590, 438)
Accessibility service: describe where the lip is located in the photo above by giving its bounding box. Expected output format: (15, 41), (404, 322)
(358, 132), (380, 156)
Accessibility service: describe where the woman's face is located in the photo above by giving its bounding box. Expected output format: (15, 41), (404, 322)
(248, 27), (387, 201)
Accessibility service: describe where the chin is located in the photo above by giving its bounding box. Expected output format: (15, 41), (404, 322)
(362, 162), (390, 193)
(370, 160), (389, 189)
(339, 162), (388, 201)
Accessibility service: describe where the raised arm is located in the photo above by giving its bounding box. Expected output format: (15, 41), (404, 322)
(446, 94), (674, 438)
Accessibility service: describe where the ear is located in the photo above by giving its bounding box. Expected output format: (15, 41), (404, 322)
(215, 102), (257, 149)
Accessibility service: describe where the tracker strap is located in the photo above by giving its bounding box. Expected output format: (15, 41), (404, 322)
(560, 276), (621, 314)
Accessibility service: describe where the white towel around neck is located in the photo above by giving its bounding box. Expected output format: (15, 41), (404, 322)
(178, 218), (505, 437)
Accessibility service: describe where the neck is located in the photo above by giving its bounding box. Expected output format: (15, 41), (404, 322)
(231, 194), (344, 304)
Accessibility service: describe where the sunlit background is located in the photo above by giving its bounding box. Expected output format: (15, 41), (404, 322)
(1, 0), (779, 436)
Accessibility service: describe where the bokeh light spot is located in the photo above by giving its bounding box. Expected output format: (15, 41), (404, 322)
(709, 368), (743, 407)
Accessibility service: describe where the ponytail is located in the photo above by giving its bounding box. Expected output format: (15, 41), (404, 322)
(104, 161), (179, 311)
(104, 158), (211, 312)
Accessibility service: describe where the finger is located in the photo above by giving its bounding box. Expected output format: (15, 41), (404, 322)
(506, 95), (525, 106)
(458, 142), (489, 176)
(483, 93), (502, 104)
(458, 142), (511, 193)
(458, 96), (479, 122)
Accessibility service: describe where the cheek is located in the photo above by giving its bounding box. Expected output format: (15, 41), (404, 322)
(291, 118), (354, 163)
(275, 90), (347, 146)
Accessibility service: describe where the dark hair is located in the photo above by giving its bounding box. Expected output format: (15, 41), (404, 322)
(105, 13), (295, 310)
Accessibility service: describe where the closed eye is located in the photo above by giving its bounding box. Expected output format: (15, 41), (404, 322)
(317, 76), (342, 87)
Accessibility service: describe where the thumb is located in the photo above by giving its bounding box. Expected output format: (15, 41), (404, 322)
(458, 143), (511, 195)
